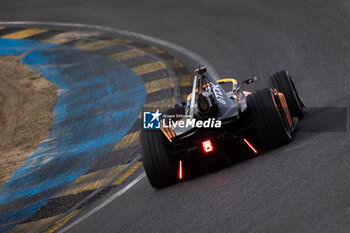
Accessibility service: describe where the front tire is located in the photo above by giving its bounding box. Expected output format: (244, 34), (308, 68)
(247, 87), (292, 150)
(140, 129), (177, 189)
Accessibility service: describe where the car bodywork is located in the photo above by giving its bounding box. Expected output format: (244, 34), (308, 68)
(140, 67), (304, 188)
(160, 67), (296, 157)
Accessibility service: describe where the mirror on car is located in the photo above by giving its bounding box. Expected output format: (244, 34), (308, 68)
(242, 76), (259, 85)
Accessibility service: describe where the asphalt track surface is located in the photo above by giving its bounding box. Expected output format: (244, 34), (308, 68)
(0, 0), (349, 232)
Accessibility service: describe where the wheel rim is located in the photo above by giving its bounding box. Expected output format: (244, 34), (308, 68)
(279, 108), (292, 138)
(272, 92), (292, 139)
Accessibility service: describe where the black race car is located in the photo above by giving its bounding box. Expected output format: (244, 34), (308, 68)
(140, 67), (305, 189)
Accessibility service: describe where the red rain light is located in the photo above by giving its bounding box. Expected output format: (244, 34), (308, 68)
(202, 140), (214, 153)
(179, 160), (183, 180)
(243, 138), (258, 154)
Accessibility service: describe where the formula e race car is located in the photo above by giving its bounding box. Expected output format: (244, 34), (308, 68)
(140, 67), (305, 189)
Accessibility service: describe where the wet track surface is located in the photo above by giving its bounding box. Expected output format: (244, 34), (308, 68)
(0, 0), (349, 232)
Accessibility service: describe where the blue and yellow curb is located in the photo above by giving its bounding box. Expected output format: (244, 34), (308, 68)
(0, 26), (191, 233)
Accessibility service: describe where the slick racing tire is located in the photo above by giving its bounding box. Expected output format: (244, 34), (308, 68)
(140, 129), (177, 189)
(269, 70), (304, 118)
(247, 87), (292, 150)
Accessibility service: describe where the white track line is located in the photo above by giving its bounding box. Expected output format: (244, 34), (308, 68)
(57, 172), (146, 233)
(0, 21), (219, 78)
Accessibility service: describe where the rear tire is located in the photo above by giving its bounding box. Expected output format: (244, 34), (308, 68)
(247, 88), (292, 150)
(269, 70), (304, 118)
(140, 129), (177, 189)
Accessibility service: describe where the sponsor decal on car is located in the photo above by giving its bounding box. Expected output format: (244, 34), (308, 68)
(210, 82), (226, 105)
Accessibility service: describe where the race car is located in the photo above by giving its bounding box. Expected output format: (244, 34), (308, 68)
(140, 67), (305, 189)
